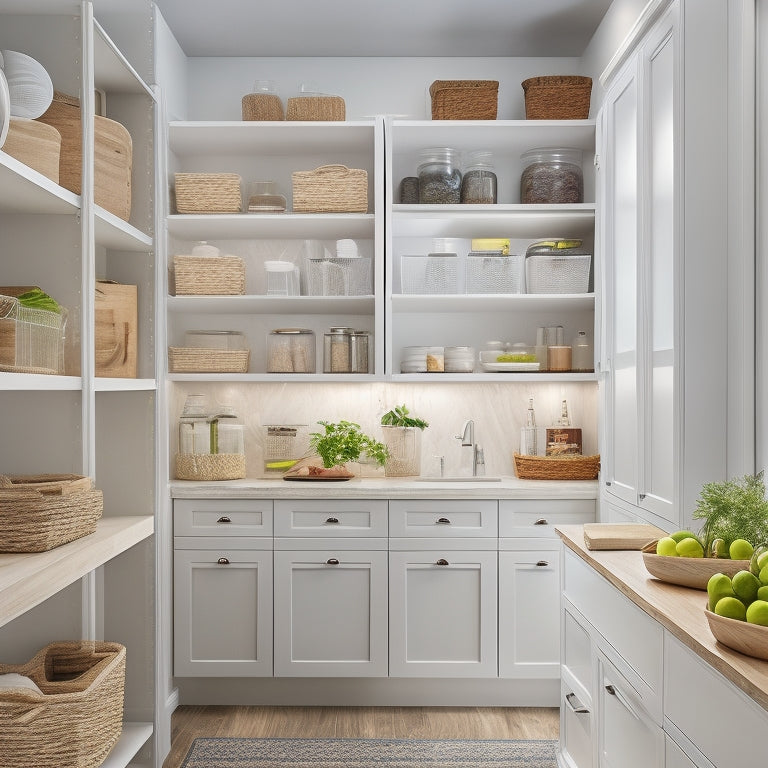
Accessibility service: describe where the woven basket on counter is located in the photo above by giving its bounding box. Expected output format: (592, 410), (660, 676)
(522, 75), (593, 119)
(292, 164), (368, 213)
(0, 474), (103, 553)
(286, 95), (345, 121)
(513, 452), (600, 481)
(168, 347), (250, 373)
(175, 453), (246, 481)
(242, 93), (284, 121)
(429, 80), (499, 120)
(174, 172), (242, 214)
(172, 254), (246, 295)
(0, 641), (125, 768)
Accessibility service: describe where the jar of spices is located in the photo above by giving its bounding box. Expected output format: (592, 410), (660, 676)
(520, 147), (583, 204)
(398, 176), (419, 204)
(267, 328), (315, 373)
(417, 147), (462, 204)
(460, 151), (497, 204)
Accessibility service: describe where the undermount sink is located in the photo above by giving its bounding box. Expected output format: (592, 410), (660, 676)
(414, 476), (502, 482)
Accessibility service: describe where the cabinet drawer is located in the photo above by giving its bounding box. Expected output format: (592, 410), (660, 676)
(389, 500), (497, 537)
(664, 634), (768, 767)
(174, 499), (273, 536)
(563, 549), (662, 698)
(274, 499), (388, 537)
(499, 499), (595, 538)
(560, 680), (594, 768)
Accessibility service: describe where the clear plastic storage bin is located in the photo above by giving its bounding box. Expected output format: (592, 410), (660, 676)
(525, 253), (592, 293)
(465, 252), (524, 294)
(306, 255), (371, 296)
(400, 253), (458, 294)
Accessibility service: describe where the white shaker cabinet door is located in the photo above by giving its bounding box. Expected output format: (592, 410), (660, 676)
(273, 549), (388, 677)
(388, 550), (497, 677)
(498, 548), (561, 679)
(174, 548), (273, 676)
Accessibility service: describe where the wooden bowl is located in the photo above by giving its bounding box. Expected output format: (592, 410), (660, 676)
(641, 541), (750, 589)
(705, 604), (768, 661)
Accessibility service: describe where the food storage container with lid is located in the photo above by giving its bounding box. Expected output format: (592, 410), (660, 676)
(417, 147), (462, 204)
(266, 328), (315, 373)
(263, 424), (309, 474)
(264, 260), (300, 296)
(323, 327), (370, 373)
(520, 147), (583, 203)
(246, 180), (286, 212)
(461, 150), (497, 204)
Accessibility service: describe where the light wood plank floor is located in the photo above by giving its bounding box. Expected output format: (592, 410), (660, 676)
(164, 706), (560, 768)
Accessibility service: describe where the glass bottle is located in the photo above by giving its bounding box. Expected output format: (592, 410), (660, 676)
(572, 330), (594, 371)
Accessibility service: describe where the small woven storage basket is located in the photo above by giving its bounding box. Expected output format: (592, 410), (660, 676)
(513, 452), (600, 481)
(242, 93), (284, 121)
(429, 80), (499, 120)
(521, 76), (593, 120)
(286, 95), (345, 121)
(292, 164), (368, 213)
(175, 453), (246, 481)
(172, 254), (246, 295)
(168, 347), (250, 373)
(0, 641), (125, 768)
(0, 474), (103, 553)
(174, 173), (242, 214)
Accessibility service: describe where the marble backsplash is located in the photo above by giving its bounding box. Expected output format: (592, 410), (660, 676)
(170, 381), (598, 479)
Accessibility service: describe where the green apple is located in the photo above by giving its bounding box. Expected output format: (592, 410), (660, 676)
(710, 538), (730, 559)
(656, 537), (678, 557)
(760, 565), (768, 586)
(757, 585), (768, 601)
(670, 530), (699, 543)
(731, 570), (761, 603)
(745, 600), (768, 627)
(729, 539), (755, 560)
(676, 537), (704, 558)
(707, 573), (736, 611)
(714, 596), (747, 621)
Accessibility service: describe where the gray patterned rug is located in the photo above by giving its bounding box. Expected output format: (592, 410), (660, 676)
(180, 737), (559, 767)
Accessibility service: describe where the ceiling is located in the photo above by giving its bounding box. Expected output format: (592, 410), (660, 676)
(153, 0), (614, 58)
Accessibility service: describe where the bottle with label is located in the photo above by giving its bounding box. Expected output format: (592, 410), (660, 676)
(545, 399), (582, 456)
(519, 397), (538, 456)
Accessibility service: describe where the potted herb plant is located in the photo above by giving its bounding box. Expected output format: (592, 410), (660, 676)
(380, 404), (429, 477)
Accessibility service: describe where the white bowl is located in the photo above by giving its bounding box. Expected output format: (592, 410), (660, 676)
(1, 49), (54, 119)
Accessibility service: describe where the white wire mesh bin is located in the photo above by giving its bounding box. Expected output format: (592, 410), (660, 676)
(525, 253), (592, 294)
(400, 253), (458, 294)
(306, 256), (372, 296)
(465, 252), (524, 294)
(0, 295), (66, 374)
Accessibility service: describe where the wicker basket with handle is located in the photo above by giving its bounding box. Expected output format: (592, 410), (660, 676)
(0, 641), (125, 768)
(292, 164), (368, 213)
(513, 452), (600, 481)
(429, 80), (499, 120)
(522, 76), (593, 119)
(0, 474), (103, 553)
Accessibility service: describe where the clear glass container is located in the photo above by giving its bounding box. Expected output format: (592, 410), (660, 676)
(264, 261), (300, 296)
(398, 176), (419, 204)
(572, 330), (594, 372)
(263, 424), (309, 474)
(426, 346), (445, 372)
(417, 147), (462, 204)
(444, 346), (475, 372)
(461, 150), (497, 204)
(246, 180), (286, 213)
(266, 328), (315, 373)
(184, 330), (246, 349)
(520, 147), (583, 203)
(323, 327), (370, 373)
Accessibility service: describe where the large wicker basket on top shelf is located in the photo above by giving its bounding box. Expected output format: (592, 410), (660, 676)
(513, 452), (600, 481)
(429, 80), (499, 120)
(0, 474), (103, 553)
(521, 75), (593, 119)
(0, 641), (125, 768)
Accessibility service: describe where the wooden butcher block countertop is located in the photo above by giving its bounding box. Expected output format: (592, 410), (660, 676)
(556, 525), (768, 714)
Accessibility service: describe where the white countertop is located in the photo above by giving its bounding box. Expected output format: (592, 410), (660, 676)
(170, 476), (599, 499)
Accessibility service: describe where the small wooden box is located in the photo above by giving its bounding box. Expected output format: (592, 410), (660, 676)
(95, 280), (137, 378)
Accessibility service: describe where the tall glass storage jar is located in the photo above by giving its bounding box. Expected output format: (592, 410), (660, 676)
(418, 147), (462, 204)
(520, 147), (583, 203)
(266, 328), (315, 373)
(461, 150), (497, 204)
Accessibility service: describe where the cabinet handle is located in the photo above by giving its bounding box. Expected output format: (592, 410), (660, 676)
(639, 493), (647, 501)
(436, 517), (451, 524)
(436, 558), (450, 566)
(216, 516), (231, 524)
(565, 692), (590, 714)
(605, 683), (641, 721)
(326, 558), (340, 565)
(606, 481), (612, 487)
(326, 517), (340, 524)
(536, 560), (549, 567)
(534, 518), (549, 525)
(216, 557), (230, 565)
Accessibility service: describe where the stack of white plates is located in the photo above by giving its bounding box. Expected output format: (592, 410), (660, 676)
(444, 346), (475, 372)
(400, 345), (428, 373)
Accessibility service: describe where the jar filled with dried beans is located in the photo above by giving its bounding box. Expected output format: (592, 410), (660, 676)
(520, 147), (583, 204)
(417, 147), (462, 204)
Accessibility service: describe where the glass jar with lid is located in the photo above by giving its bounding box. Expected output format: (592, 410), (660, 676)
(520, 147), (583, 204)
(417, 147), (462, 204)
(266, 328), (315, 373)
(323, 327), (370, 373)
(460, 150), (497, 204)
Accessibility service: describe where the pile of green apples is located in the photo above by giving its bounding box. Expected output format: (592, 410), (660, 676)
(655, 530), (756, 560)
(707, 547), (768, 626)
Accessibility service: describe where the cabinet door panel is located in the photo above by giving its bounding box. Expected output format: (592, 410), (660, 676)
(389, 550), (497, 677)
(174, 549), (273, 676)
(273, 550), (388, 677)
(498, 549), (560, 678)
(389, 500), (497, 538)
(274, 499), (388, 537)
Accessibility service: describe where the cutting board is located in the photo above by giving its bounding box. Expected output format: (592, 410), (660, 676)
(583, 523), (667, 551)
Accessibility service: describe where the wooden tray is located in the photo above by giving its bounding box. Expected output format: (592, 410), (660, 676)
(641, 541), (750, 590)
(583, 523), (666, 550)
(705, 604), (768, 661)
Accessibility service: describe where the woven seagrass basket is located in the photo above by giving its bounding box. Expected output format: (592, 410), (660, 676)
(0, 641), (125, 768)
(286, 95), (345, 121)
(168, 347), (250, 373)
(292, 164), (368, 213)
(242, 92), (284, 121)
(172, 254), (246, 295)
(522, 75), (593, 119)
(513, 452), (600, 481)
(0, 474), (103, 553)
(175, 453), (246, 481)
(2, 118), (61, 183)
(174, 173), (242, 214)
(429, 80), (499, 120)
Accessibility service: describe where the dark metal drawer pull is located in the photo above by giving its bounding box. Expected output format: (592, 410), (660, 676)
(326, 558), (340, 565)
(534, 518), (548, 525)
(216, 516), (232, 523)
(436, 517), (451, 524)
(436, 558), (450, 566)
(326, 517), (340, 524)
(217, 557), (230, 565)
